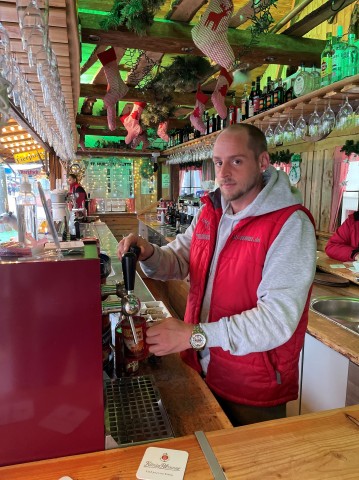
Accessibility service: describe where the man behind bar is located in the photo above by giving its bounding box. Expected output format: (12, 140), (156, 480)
(117, 124), (317, 426)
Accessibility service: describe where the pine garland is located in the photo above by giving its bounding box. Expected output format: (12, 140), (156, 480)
(141, 103), (176, 129)
(100, 0), (166, 36)
(269, 149), (292, 165)
(340, 140), (359, 157)
(139, 159), (154, 178)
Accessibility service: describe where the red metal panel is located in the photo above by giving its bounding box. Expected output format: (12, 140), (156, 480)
(0, 258), (104, 466)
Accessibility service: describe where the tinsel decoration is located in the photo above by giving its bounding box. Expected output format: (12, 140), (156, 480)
(100, 0), (166, 36)
(141, 104), (176, 129)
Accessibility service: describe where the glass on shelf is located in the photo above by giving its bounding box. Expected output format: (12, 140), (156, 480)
(335, 97), (354, 130)
(265, 124), (274, 147)
(320, 101), (336, 135)
(274, 121), (284, 146)
(294, 113), (307, 140)
(283, 118), (295, 143)
(308, 104), (321, 137)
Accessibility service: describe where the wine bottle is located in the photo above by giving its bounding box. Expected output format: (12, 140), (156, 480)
(321, 32), (333, 87)
(228, 93), (237, 124)
(253, 76), (262, 116)
(332, 26), (347, 83)
(342, 33), (358, 78)
(248, 81), (255, 118)
(241, 84), (249, 120)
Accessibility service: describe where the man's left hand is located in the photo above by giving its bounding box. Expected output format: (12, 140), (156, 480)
(146, 317), (193, 356)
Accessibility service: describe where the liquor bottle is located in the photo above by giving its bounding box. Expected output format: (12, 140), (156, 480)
(247, 81), (255, 118)
(310, 65), (321, 90)
(294, 64), (314, 97)
(182, 125), (189, 143)
(16, 175), (38, 245)
(228, 93), (237, 124)
(211, 113), (217, 132)
(253, 76), (262, 115)
(343, 33), (358, 78)
(188, 124), (195, 141)
(332, 26), (347, 83)
(207, 112), (213, 134)
(273, 78), (284, 106)
(202, 111), (208, 136)
(266, 77), (274, 110)
(241, 84), (249, 120)
(321, 32), (333, 87)
(259, 86), (267, 113)
(285, 78), (296, 102)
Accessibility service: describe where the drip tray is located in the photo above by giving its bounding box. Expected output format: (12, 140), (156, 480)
(105, 375), (174, 448)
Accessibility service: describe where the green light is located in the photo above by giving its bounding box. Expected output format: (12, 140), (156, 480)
(78, 8), (108, 16)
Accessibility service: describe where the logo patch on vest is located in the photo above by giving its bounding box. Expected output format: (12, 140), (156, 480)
(195, 233), (210, 240)
(201, 218), (210, 229)
(233, 235), (260, 243)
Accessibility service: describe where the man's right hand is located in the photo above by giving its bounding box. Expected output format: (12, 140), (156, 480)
(117, 233), (154, 261)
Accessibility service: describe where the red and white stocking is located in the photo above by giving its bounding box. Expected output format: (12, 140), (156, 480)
(123, 102), (146, 145)
(211, 67), (233, 119)
(190, 87), (209, 134)
(97, 47), (129, 131)
(191, 0), (235, 70)
(157, 121), (169, 142)
(131, 132), (149, 150)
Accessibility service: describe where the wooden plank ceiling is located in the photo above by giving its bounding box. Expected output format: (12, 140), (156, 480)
(1, 0), (355, 157)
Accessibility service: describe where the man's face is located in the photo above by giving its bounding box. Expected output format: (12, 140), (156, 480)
(67, 176), (75, 186)
(212, 130), (269, 213)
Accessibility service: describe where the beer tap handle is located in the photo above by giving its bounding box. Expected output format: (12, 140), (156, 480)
(129, 245), (141, 260)
(122, 251), (137, 293)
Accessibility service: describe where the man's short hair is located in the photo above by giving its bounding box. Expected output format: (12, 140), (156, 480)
(223, 124), (268, 158)
(68, 173), (78, 181)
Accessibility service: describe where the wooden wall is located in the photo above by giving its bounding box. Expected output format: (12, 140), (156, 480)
(270, 127), (359, 249)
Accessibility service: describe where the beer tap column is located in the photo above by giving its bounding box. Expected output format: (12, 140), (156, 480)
(121, 249), (141, 344)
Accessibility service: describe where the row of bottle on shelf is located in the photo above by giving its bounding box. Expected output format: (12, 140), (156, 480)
(320, 26), (359, 87)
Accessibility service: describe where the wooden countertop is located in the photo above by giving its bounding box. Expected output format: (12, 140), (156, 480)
(316, 251), (359, 284)
(2, 404), (359, 479)
(141, 354), (232, 436)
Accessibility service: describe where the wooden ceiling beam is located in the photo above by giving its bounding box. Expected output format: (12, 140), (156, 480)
(80, 83), (232, 106)
(80, 16), (325, 67)
(76, 114), (189, 130)
(283, 0), (357, 37)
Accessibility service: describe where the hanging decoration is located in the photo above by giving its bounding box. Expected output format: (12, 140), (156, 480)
(269, 149), (292, 165)
(139, 159), (154, 179)
(191, 0), (235, 70)
(236, 0), (278, 61)
(100, 0), (166, 36)
(340, 140), (359, 157)
(94, 139), (129, 150)
(141, 103), (175, 129)
(288, 153), (302, 186)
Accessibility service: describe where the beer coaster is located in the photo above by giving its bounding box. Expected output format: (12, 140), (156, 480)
(136, 446), (189, 480)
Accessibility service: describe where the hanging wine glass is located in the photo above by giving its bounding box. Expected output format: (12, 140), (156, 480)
(354, 103), (359, 127)
(274, 121), (284, 146)
(265, 124), (274, 147)
(308, 104), (321, 138)
(295, 111), (307, 140)
(336, 96), (354, 130)
(320, 100), (336, 135)
(283, 117), (295, 144)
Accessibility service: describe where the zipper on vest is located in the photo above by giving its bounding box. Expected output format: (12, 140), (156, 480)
(276, 370), (282, 384)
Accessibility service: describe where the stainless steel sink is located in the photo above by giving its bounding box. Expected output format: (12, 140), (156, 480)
(310, 297), (359, 335)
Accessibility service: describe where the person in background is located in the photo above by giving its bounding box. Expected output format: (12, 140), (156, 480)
(67, 173), (87, 209)
(325, 211), (359, 262)
(118, 124), (317, 426)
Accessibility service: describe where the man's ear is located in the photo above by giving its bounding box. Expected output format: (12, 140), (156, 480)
(259, 151), (270, 171)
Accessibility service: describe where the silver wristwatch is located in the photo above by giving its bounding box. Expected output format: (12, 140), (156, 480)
(189, 324), (207, 351)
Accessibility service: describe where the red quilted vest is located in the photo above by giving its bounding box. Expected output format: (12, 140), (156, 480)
(181, 189), (314, 406)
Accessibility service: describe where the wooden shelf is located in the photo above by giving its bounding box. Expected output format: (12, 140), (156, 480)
(163, 74), (359, 155)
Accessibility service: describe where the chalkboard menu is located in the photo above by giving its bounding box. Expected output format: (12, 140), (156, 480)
(83, 158), (134, 199)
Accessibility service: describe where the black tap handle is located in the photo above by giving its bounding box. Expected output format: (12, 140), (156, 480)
(129, 245), (141, 259)
(122, 251), (137, 292)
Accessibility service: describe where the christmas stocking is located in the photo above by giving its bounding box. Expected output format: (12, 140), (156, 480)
(191, 0), (235, 70)
(97, 47), (128, 131)
(157, 121), (169, 142)
(190, 86), (209, 134)
(211, 67), (233, 119)
(131, 132), (149, 150)
(123, 102), (146, 145)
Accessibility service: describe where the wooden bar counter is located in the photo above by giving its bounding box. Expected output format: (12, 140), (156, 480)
(2, 404), (359, 479)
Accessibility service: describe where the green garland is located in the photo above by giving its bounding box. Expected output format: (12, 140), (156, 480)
(141, 104), (176, 129)
(340, 140), (359, 157)
(269, 149), (292, 165)
(100, 0), (166, 36)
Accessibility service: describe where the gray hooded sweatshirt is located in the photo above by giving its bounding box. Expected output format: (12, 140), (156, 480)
(140, 166), (317, 373)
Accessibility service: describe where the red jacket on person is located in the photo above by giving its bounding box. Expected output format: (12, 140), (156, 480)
(69, 182), (87, 209)
(325, 212), (359, 262)
(181, 193), (314, 407)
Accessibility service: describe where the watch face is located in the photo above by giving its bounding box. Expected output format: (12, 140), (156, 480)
(190, 326), (207, 351)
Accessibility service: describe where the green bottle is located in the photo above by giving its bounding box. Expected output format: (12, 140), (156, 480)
(321, 32), (333, 86)
(343, 33), (358, 78)
(332, 26), (347, 83)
